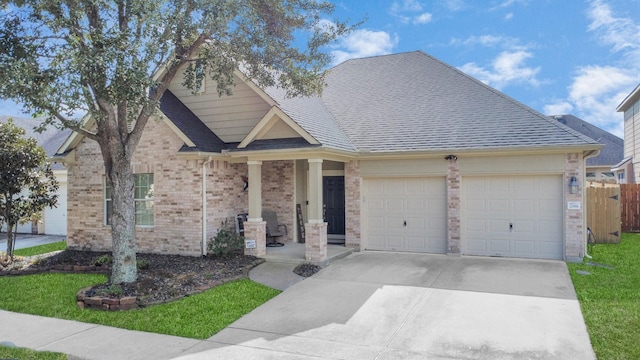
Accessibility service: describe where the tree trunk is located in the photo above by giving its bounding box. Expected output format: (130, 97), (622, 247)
(6, 221), (14, 259)
(107, 156), (138, 284)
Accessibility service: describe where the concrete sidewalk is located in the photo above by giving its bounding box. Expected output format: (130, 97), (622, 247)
(0, 233), (66, 250)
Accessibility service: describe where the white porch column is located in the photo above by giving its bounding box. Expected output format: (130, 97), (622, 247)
(305, 159), (328, 262)
(245, 160), (266, 257)
(307, 159), (323, 222)
(247, 160), (263, 222)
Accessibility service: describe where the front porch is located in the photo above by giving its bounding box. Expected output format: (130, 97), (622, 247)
(262, 242), (354, 266)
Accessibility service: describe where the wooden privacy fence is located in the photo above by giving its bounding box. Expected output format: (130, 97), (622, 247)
(586, 186), (621, 243)
(621, 184), (640, 232)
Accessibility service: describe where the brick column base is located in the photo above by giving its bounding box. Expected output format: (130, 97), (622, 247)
(305, 222), (328, 263)
(243, 221), (266, 257)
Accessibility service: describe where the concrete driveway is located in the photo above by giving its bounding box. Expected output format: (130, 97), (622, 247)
(176, 252), (595, 360)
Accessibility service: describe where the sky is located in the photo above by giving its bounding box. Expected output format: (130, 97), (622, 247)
(324, 0), (640, 137)
(1, 0), (638, 137)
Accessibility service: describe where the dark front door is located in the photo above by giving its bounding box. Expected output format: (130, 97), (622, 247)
(323, 176), (345, 240)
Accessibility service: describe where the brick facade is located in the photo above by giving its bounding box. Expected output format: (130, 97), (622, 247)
(565, 152), (585, 260)
(305, 222), (328, 262)
(261, 160), (295, 242)
(344, 160), (361, 250)
(67, 118), (248, 256)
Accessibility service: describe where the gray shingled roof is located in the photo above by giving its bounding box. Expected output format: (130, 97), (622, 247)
(315, 51), (599, 152)
(553, 114), (623, 167)
(160, 51), (600, 154)
(262, 87), (356, 152)
(0, 116), (69, 170)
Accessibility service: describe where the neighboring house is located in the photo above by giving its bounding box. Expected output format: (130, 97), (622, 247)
(0, 116), (70, 235)
(616, 83), (640, 184)
(552, 114), (623, 183)
(56, 51), (601, 262)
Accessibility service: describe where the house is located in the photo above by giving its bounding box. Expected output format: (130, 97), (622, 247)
(56, 51), (601, 262)
(616, 83), (640, 183)
(0, 116), (70, 235)
(552, 114), (623, 183)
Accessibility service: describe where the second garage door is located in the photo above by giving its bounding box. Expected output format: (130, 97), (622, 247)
(364, 178), (447, 253)
(462, 175), (563, 260)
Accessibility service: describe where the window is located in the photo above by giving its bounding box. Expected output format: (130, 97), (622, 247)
(602, 172), (615, 179)
(618, 171), (625, 181)
(105, 174), (154, 226)
(586, 172), (596, 179)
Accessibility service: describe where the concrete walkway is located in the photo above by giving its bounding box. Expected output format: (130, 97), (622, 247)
(0, 252), (595, 360)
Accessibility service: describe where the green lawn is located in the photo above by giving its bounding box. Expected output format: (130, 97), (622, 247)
(0, 273), (279, 339)
(568, 233), (640, 360)
(1, 241), (280, 339)
(13, 241), (67, 257)
(0, 345), (67, 360)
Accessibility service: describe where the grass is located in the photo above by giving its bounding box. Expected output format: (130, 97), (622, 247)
(0, 273), (280, 339)
(13, 241), (67, 257)
(0, 345), (67, 360)
(568, 233), (640, 360)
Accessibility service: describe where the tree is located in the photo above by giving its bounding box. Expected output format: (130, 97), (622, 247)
(0, 0), (354, 283)
(0, 119), (59, 260)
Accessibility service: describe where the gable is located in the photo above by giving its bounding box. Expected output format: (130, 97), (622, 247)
(238, 106), (318, 149)
(168, 67), (273, 143)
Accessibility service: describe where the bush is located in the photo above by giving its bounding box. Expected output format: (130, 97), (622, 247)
(208, 220), (244, 257)
(94, 254), (112, 266)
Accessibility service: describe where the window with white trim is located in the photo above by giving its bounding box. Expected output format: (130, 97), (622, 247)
(105, 174), (154, 226)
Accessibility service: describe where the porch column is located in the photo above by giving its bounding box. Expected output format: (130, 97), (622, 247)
(305, 159), (328, 262)
(245, 160), (266, 257)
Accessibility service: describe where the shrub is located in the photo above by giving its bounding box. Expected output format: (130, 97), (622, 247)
(137, 259), (150, 270)
(94, 254), (112, 266)
(208, 220), (244, 257)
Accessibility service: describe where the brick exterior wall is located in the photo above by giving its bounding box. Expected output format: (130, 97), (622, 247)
(67, 117), (247, 256)
(305, 222), (328, 262)
(344, 160), (361, 250)
(261, 160), (295, 242)
(565, 152), (585, 260)
(447, 158), (461, 254)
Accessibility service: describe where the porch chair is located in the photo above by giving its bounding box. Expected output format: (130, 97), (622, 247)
(262, 210), (287, 247)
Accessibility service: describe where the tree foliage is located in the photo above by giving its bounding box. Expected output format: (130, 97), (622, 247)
(0, 0), (354, 282)
(0, 119), (59, 259)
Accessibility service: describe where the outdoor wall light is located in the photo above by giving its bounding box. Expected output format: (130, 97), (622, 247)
(445, 155), (457, 161)
(569, 176), (579, 194)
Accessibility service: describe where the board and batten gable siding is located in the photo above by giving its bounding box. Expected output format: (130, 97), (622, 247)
(66, 116), (248, 255)
(168, 69), (272, 143)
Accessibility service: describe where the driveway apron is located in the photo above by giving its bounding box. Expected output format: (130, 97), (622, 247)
(175, 252), (595, 360)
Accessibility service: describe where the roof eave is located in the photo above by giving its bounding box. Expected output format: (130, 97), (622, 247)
(617, 83), (640, 112)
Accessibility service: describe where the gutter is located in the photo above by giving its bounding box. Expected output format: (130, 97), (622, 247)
(202, 156), (214, 256)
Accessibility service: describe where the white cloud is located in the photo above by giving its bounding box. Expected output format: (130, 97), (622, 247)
(413, 13), (433, 24)
(331, 29), (398, 65)
(459, 50), (540, 90)
(389, 0), (433, 25)
(542, 1), (640, 136)
(505, 12), (513, 20)
(452, 34), (515, 47)
(444, 0), (466, 11)
(543, 101), (574, 116)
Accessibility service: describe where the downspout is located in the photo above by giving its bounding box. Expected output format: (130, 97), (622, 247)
(202, 157), (213, 256)
(583, 149), (601, 259)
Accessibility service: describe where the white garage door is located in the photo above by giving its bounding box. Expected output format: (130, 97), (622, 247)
(462, 175), (563, 260)
(364, 178), (447, 253)
(45, 182), (67, 235)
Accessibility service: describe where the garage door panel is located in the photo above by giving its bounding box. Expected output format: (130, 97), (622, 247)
(488, 199), (509, 211)
(365, 178), (446, 254)
(463, 175), (563, 260)
(406, 198), (426, 211)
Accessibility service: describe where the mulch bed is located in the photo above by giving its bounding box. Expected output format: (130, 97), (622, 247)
(0, 250), (263, 306)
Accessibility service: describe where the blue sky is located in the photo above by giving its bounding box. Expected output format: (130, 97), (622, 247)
(325, 0), (640, 137)
(1, 0), (638, 137)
